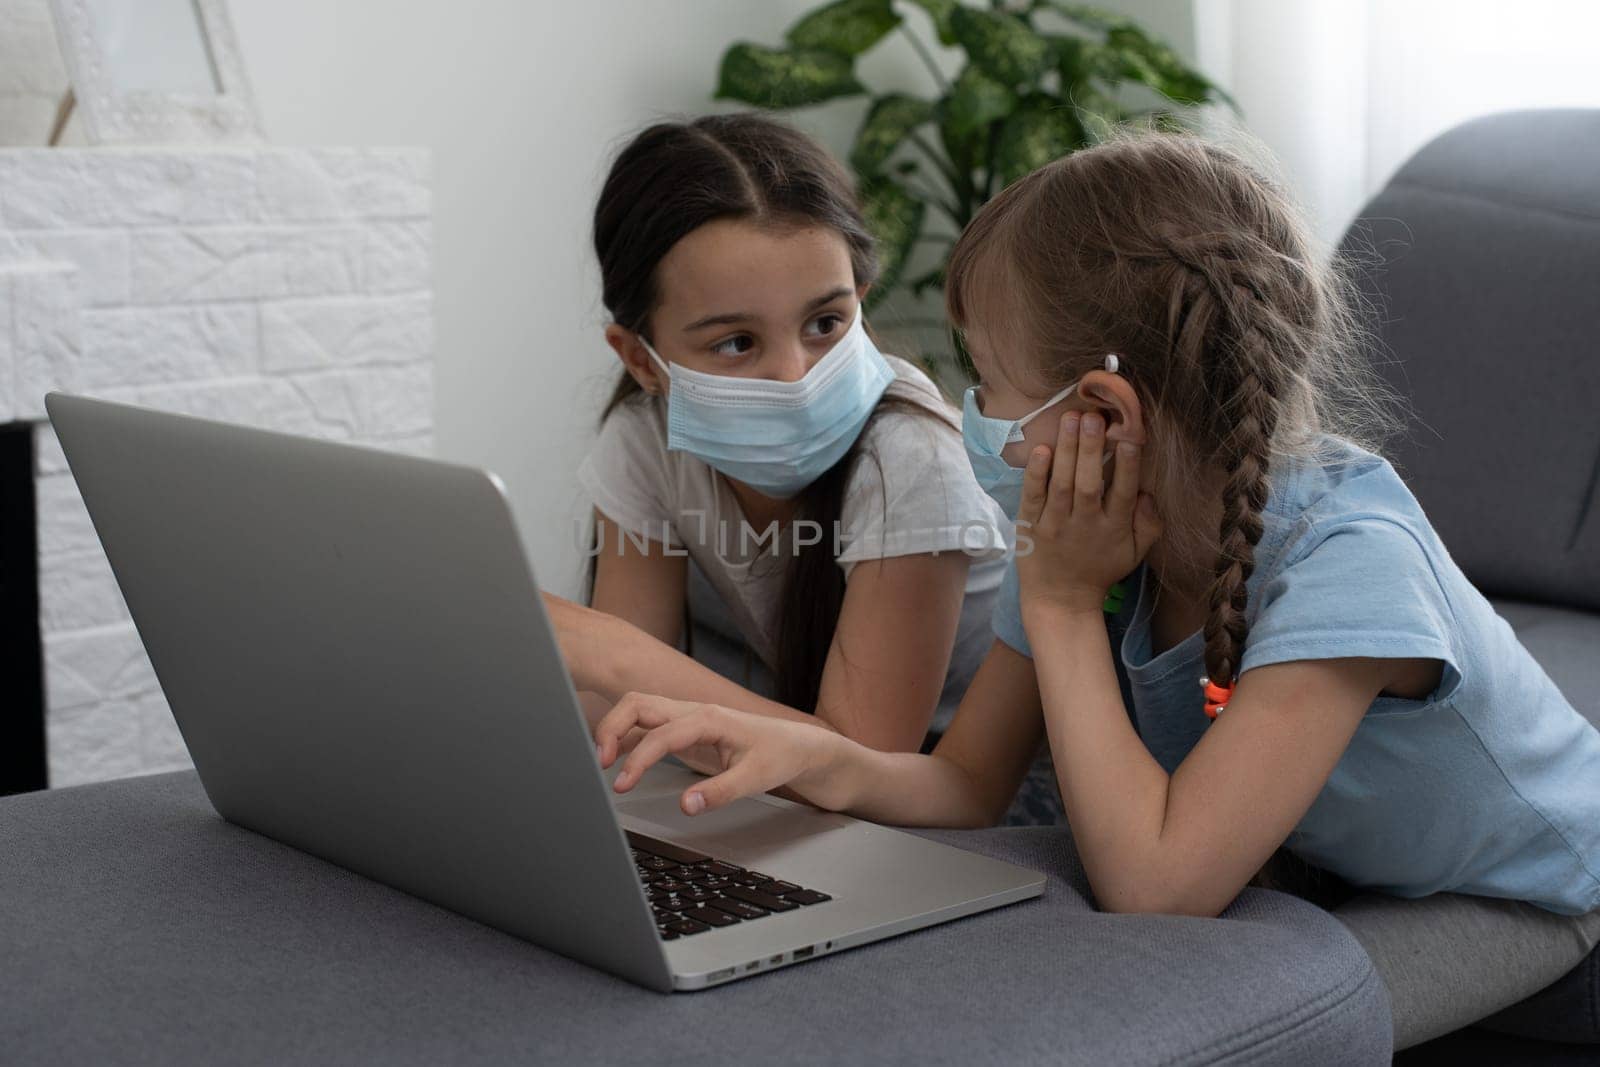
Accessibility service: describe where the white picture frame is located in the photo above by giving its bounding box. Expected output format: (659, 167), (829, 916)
(47, 0), (261, 145)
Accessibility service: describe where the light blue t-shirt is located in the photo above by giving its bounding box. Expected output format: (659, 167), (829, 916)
(994, 434), (1600, 915)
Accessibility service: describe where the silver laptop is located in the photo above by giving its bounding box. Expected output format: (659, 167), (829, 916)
(46, 392), (1044, 992)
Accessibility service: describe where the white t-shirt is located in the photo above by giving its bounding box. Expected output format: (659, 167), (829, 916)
(576, 355), (1008, 729)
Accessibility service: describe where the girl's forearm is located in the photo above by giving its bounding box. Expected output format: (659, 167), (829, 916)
(588, 611), (836, 731)
(812, 735), (1000, 829)
(1023, 602), (1174, 910)
(586, 610), (1006, 829)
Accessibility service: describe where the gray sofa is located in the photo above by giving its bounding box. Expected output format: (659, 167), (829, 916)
(1, 771), (1392, 1065)
(1349, 107), (1600, 1060)
(688, 107), (1600, 1059)
(0, 111), (1594, 1065)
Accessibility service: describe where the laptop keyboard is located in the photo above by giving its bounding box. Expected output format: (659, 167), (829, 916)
(627, 830), (833, 940)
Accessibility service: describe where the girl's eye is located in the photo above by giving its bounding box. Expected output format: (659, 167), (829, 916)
(709, 334), (755, 358)
(805, 312), (846, 339)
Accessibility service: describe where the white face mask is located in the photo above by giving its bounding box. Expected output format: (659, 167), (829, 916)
(638, 309), (895, 499)
(961, 354), (1123, 519)
(993, 380), (1085, 445)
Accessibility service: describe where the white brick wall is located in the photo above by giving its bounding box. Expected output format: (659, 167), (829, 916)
(7, 261), (81, 420)
(0, 146), (434, 788)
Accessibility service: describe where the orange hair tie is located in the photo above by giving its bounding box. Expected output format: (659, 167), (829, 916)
(1201, 675), (1235, 720)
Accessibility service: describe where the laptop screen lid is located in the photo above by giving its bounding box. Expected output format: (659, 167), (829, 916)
(45, 392), (673, 991)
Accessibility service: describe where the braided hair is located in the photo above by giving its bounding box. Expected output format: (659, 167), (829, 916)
(946, 131), (1400, 899)
(946, 131), (1393, 691)
(1159, 225), (1289, 686)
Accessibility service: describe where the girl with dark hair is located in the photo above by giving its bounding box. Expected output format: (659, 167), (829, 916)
(544, 113), (1011, 772)
(593, 131), (1600, 1048)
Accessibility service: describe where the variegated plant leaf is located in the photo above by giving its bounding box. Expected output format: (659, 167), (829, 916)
(949, 5), (1053, 87)
(859, 177), (926, 308)
(850, 93), (936, 174)
(787, 0), (901, 56)
(993, 94), (1088, 185)
(714, 43), (867, 108)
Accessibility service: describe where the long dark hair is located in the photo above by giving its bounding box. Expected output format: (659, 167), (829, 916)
(591, 113), (934, 712)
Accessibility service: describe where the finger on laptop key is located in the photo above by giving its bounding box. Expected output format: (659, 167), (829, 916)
(618, 714), (724, 792)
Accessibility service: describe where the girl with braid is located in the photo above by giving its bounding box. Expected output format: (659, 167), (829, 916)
(592, 133), (1600, 1047)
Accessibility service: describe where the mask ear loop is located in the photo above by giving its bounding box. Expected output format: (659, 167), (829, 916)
(1005, 352), (1127, 445)
(637, 335), (672, 396)
(1004, 382), (1080, 444)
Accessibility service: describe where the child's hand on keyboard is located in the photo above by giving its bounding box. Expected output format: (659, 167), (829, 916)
(596, 693), (848, 815)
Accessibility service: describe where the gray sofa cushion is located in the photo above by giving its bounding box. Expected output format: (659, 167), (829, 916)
(1341, 110), (1600, 1051)
(1344, 108), (1600, 613)
(1480, 954), (1600, 1046)
(1491, 598), (1600, 729)
(1472, 598), (1600, 1043)
(0, 771), (1391, 1066)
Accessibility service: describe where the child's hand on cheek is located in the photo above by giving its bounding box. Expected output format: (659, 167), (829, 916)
(1015, 411), (1164, 621)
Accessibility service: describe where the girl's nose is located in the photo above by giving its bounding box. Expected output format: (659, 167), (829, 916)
(769, 345), (811, 384)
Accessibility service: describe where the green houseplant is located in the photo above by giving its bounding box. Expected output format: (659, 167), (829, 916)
(714, 0), (1233, 343)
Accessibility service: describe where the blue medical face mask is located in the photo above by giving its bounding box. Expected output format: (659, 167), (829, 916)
(641, 309), (895, 499)
(961, 353), (1123, 520)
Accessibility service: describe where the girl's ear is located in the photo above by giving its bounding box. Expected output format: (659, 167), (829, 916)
(1080, 370), (1145, 447)
(604, 324), (667, 396)
(856, 281), (872, 308)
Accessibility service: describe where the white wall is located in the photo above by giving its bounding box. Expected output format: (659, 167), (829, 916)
(29, 1), (1592, 597)
(1, 145), (434, 785)
(230, 0), (964, 597)
(1362, 1), (1600, 191)
(1197, 0), (1600, 246)
(0, 0), (70, 144)
(1194, 0), (1366, 248)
